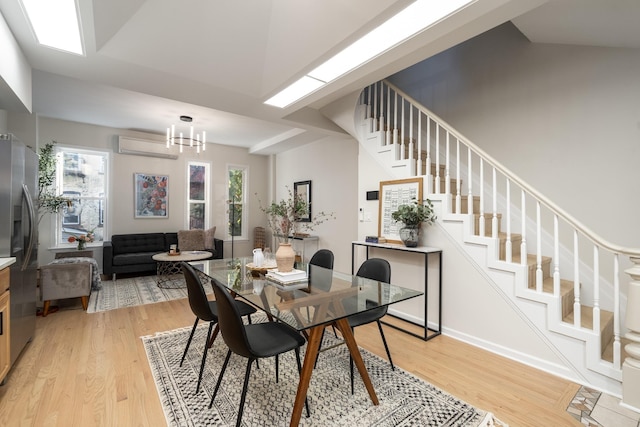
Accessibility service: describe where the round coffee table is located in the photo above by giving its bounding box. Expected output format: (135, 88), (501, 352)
(152, 250), (212, 288)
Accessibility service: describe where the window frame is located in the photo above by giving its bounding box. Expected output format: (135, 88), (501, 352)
(186, 161), (211, 230)
(54, 145), (110, 249)
(226, 164), (248, 241)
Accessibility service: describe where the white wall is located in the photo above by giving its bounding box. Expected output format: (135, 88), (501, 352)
(389, 22), (640, 249)
(356, 121), (573, 379)
(7, 115), (269, 270)
(274, 136), (359, 274)
(351, 22), (640, 385)
(0, 11), (31, 112)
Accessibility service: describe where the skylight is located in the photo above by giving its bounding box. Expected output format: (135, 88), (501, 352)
(265, 0), (474, 109)
(21, 0), (84, 55)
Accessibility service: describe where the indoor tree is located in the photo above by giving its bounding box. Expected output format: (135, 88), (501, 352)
(38, 141), (71, 223)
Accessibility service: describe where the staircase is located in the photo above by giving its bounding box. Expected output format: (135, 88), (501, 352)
(352, 79), (640, 396)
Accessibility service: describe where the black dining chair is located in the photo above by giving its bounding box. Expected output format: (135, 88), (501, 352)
(180, 262), (257, 393)
(346, 258), (393, 394)
(307, 249), (335, 305)
(208, 277), (309, 426)
(309, 249), (334, 270)
(307, 249), (336, 351)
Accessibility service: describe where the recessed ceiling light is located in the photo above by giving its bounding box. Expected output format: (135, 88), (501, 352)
(264, 76), (325, 109)
(20, 0), (84, 55)
(265, 0), (474, 108)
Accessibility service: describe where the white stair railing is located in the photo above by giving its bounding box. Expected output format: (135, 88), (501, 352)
(360, 80), (640, 387)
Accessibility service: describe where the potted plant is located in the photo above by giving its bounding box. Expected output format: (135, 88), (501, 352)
(391, 199), (436, 247)
(67, 229), (95, 250)
(257, 187), (334, 272)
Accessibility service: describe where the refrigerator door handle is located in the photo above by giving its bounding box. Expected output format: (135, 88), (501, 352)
(22, 183), (37, 271)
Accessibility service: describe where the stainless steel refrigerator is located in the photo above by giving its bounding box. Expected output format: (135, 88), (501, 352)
(0, 134), (38, 366)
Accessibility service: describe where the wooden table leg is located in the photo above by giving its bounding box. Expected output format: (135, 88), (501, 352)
(290, 325), (324, 426)
(334, 318), (379, 406)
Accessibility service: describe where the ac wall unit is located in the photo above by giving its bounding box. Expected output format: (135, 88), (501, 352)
(118, 136), (178, 160)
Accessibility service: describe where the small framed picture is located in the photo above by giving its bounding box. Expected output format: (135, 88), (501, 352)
(294, 180), (311, 222)
(134, 173), (169, 218)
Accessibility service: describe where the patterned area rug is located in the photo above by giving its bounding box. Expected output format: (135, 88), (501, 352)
(87, 275), (212, 313)
(142, 314), (506, 426)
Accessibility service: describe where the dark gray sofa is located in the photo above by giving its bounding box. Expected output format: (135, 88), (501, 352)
(103, 232), (223, 280)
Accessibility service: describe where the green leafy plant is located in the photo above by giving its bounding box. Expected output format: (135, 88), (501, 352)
(38, 141), (72, 223)
(391, 199), (436, 227)
(256, 186), (335, 243)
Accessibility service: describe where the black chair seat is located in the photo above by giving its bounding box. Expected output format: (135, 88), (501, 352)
(208, 300), (256, 319)
(347, 306), (386, 327)
(245, 322), (306, 358)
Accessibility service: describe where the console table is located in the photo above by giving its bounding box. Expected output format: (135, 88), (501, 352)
(351, 241), (442, 341)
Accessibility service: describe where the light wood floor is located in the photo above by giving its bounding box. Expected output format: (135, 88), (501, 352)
(0, 297), (581, 426)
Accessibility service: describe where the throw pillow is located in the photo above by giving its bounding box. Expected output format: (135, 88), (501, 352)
(178, 229), (205, 251)
(204, 227), (216, 250)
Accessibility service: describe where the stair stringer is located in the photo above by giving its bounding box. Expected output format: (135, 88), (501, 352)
(358, 106), (415, 180)
(353, 96), (623, 395)
(434, 196), (623, 395)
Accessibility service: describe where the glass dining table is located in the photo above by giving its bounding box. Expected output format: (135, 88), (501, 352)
(193, 258), (423, 427)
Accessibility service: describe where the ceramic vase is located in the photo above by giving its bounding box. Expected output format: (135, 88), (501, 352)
(275, 243), (296, 272)
(399, 224), (421, 247)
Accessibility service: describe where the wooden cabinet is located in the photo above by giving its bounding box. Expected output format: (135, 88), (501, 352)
(0, 267), (9, 383)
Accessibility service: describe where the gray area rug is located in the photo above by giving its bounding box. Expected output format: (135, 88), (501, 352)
(87, 275), (212, 313)
(142, 314), (505, 426)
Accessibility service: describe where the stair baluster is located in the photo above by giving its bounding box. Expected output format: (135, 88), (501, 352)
(356, 80), (640, 397)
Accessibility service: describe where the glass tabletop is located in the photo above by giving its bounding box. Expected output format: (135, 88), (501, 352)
(192, 257), (423, 332)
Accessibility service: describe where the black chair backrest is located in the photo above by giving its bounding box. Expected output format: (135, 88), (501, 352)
(181, 262), (217, 322)
(356, 258), (391, 283)
(309, 249), (334, 292)
(210, 278), (253, 358)
(355, 258), (392, 315)
(309, 249), (334, 269)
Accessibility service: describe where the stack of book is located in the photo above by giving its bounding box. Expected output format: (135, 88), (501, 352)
(365, 236), (387, 243)
(265, 268), (308, 290)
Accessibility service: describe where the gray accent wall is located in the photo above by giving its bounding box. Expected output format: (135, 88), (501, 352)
(389, 22), (640, 249)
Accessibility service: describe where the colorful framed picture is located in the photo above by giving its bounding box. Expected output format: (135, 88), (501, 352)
(134, 173), (169, 218)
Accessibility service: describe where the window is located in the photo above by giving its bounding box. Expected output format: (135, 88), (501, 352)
(227, 165), (247, 240)
(187, 162), (210, 229)
(56, 147), (108, 247)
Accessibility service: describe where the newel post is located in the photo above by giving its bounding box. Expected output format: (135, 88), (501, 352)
(623, 257), (640, 411)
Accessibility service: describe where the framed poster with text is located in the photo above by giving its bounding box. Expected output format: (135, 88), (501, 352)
(378, 178), (423, 244)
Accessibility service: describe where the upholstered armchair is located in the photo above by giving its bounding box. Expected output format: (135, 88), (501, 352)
(40, 251), (101, 316)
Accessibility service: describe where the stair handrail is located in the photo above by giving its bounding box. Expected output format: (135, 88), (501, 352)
(382, 79), (640, 258)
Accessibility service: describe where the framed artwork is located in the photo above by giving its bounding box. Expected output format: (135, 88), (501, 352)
(134, 173), (169, 218)
(378, 178), (423, 244)
(294, 180), (312, 222)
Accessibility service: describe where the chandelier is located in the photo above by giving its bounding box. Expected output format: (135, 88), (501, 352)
(166, 115), (206, 153)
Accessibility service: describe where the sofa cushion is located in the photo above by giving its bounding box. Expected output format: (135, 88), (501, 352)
(111, 233), (166, 255)
(112, 252), (161, 266)
(178, 229), (205, 251)
(204, 226), (216, 250)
